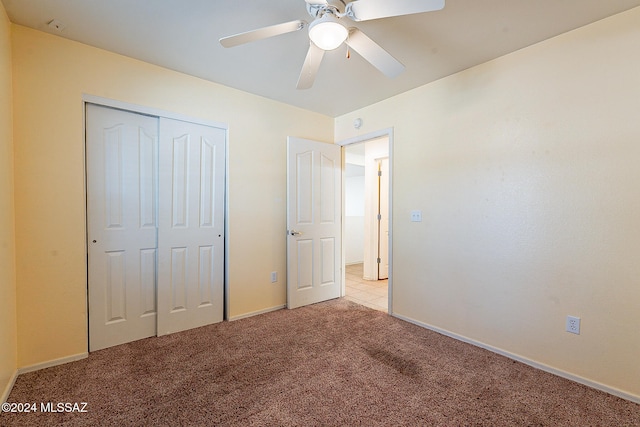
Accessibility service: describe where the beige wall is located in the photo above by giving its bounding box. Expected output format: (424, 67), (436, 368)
(336, 7), (640, 399)
(11, 25), (333, 367)
(0, 2), (17, 400)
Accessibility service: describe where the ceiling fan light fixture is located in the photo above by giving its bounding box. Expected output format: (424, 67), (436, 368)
(308, 14), (348, 51)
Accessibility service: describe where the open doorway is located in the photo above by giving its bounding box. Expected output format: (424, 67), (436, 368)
(343, 136), (390, 312)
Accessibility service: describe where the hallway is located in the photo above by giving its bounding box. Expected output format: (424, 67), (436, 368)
(344, 263), (388, 312)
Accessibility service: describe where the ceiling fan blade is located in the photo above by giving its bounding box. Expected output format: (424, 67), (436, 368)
(220, 20), (306, 48)
(346, 0), (444, 22)
(297, 42), (325, 90)
(345, 28), (405, 78)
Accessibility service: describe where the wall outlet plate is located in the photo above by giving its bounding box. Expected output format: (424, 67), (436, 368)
(270, 271), (277, 283)
(566, 315), (581, 334)
(410, 210), (422, 222)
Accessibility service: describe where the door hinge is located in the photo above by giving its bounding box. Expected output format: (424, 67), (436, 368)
(377, 257), (381, 264)
(378, 170), (382, 177)
(377, 214), (382, 221)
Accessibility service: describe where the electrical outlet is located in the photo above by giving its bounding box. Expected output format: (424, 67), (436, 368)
(410, 210), (422, 222)
(270, 271), (277, 283)
(566, 315), (581, 335)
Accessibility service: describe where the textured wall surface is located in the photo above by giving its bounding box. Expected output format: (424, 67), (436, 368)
(0, 1), (17, 401)
(336, 7), (640, 399)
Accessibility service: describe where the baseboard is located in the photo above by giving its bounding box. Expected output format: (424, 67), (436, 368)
(17, 352), (88, 375)
(1, 369), (18, 404)
(229, 305), (286, 321)
(392, 313), (640, 405)
(0, 353), (82, 403)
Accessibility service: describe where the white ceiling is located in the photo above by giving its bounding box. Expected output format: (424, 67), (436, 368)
(3, 0), (640, 117)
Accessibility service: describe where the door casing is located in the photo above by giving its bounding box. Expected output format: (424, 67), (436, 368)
(337, 128), (394, 314)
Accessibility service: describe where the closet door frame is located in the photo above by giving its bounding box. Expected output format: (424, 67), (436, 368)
(83, 94), (230, 344)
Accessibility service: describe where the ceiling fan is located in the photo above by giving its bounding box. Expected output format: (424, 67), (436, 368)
(219, 0), (445, 89)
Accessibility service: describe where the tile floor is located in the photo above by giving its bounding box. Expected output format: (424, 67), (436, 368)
(344, 263), (388, 312)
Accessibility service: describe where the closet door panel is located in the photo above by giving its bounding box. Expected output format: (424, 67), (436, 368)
(86, 104), (158, 351)
(157, 118), (225, 335)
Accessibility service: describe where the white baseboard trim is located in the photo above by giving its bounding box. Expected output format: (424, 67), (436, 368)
(1, 352), (86, 403)
(17, 352), (89, 375)
(1, 370), (18, 404)
(392, 313), (640, 405)
(229, 304), (286, 321)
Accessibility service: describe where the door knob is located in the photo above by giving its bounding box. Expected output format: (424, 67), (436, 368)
(288, 230), (303, 236)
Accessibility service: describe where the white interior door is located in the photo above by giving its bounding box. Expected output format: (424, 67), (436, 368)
(378, 158), (389, 279)
(287, 137), (341, 309)
(157, 118), (225, 335)
(86, 104), (158, 351)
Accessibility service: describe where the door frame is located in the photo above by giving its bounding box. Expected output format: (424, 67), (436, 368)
(337, 128), (394, 314)
(82, 94), (230, 348)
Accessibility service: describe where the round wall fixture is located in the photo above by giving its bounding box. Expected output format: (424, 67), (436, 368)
(353, 118), (363, 129)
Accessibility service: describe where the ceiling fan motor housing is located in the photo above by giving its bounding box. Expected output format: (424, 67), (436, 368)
(306, 0), (347, 18)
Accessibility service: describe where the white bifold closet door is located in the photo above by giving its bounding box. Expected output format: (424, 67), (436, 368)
(87, 104), (225, 351)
